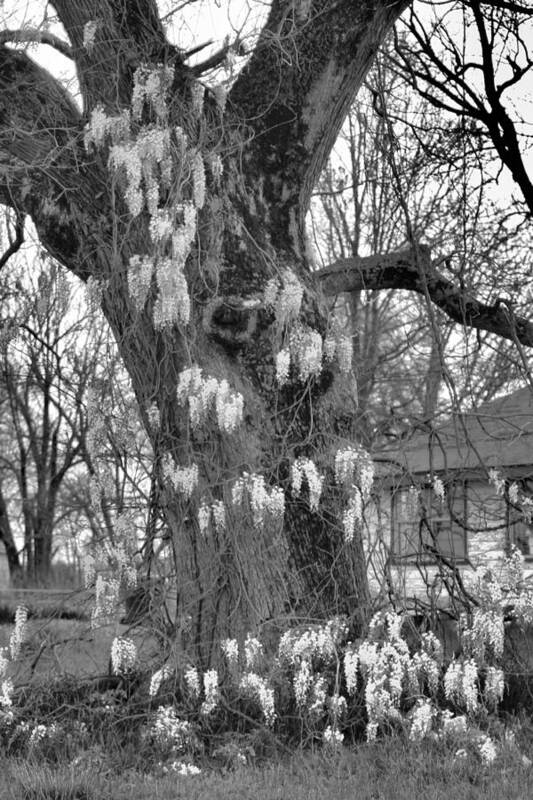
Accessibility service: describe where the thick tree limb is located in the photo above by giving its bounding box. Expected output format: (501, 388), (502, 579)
(50, 0), (183, 110)
(0, 29), (72, 58)
(0, 45), (107, 274)
(229, 0), (408, 236)
(317, 247), (533, 347)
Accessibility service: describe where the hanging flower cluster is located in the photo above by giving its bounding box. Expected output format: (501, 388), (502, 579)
(264, 270), (304, 325)
(177, 365), (244, 433)
(201, 669), (219, 715)
(291, 457), (324, 511)
(239, 672), (276, 725)
(278, 618), (348, 666)
(110, 636), (137, 675)
(334, 445), (374, 542)
(197, 498), (226, 535)
(161, 454), (198, 499)
(131, 64), (174, 124)
(231, 471), (285, 529)
(149, 664), (172, 697)
(84, 65), (220, 331)
(9, 606), (27, 660)
(324, 328), (354, 374)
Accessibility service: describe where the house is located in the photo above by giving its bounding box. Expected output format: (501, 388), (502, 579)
(365, 387), (533, 606)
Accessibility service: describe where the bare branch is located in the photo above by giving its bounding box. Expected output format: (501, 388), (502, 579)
(317, 247), (533, 347)
(0, 28), (72, 58)
(0, 213), (24, 271)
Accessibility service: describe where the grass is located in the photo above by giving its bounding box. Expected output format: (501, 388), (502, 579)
(1, 739), (533, 800)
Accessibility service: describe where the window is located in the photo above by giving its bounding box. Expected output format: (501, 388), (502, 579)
(509, 479), (533, 560)
(510, 519), (533, 559)
(392, 482), (467, 563)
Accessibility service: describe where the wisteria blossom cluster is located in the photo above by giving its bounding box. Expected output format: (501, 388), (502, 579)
(201, 669), (220, 715)
(84, 64), (219, 332)
(197, 498), (227, 535)
(291, 457), (325, 511)
(9, 605), (27, 660)
(161, 454), (198, 499)
(489, 468), (533, 524)
(334, 445), (375, 542)
(264, 269), (304, 325)
(231, 471), (285, 529)
(147, 706), (197, 756)
(324, 328), (354, 375)
(110, 637), (138, 675)
(177, 365), (244, 434)
(0, 605), (28, 711)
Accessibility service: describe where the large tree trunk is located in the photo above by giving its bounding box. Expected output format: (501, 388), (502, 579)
(0, 0), (408, 662)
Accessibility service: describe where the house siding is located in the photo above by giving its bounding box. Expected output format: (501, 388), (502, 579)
(364, 479), (531, 606)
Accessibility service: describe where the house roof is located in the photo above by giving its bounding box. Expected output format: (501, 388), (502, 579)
(378, 387), (533, 476)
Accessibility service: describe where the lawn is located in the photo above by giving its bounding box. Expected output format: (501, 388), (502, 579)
(2, 739), (533, 800)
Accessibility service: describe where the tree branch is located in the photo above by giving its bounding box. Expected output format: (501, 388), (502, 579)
(0, 213), (24, 271)
(317, 246), (533, 347)
(0, 45), (108, 275)
(229, 0), (408, 236)
(0, 29), (72, 58)
(50, 0), (183, 110)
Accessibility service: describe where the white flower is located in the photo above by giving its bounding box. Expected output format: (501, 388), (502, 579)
(462, 659), (479, 714)
(201, 669), (219, 714)
(263, 277), (279, 308)
(244, 635), (263, 670)
(239, 672), (276, 724)
(478, 734), (497, 764)
(344, 647), (359, 694)
(335, 333), (353, 374)
(323, 725), (344, 747)
(211, 500), (226, 532)
(198, 502), (211, 535)
(488, 468), (505, 496)
(484, 666), (504, 707)
(432, 475), (445, 502)
(110, 637), (137, 675)
(176, 761), (201, 775)
(442, 712), (467, 735)
(83, 20), (98, 51)
(291, 326), (323, 381)
(184, 666), (200, 697)
(191, 83), (205, 116)
(409, 699), (435, 741)
(162, 457), (199, 499)
(149, 665), (172, 697)
(10, 606), (27, 660)
(294, 660), (312, 708)
(291, 457), (324, 511)
(192, 152), (206, 209)
(277, 270), (303, 324)
(276, 348), (291, 385)
(222, 638), (239, 666)
(208, 153), (223, 182)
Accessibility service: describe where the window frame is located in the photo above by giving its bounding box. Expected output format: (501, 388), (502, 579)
(391, 480), (468, 566)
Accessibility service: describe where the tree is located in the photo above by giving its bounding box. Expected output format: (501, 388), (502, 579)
(313, 55), (533, 440)
(1, 1), (532, 661)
